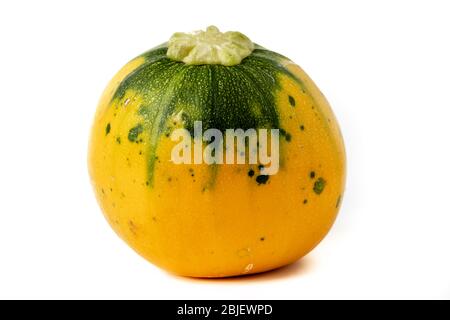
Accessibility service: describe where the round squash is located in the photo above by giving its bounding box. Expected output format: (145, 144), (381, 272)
(88, 26), (346, 277)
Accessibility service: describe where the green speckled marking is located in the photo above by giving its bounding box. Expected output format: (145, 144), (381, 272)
(285, 132), (291, 142)
(288, 95), (296, 107)
(110, 45), (305, 185)
(256, 175), (269, 185)
(313, 177), (326, 195)
(128, 124), (143, 142)
(279, 128), (291, 142)
(105, 123), (111, 135)
(336, 195), (342, 208)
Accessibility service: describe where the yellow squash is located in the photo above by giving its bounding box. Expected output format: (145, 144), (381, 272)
(89, 26), (346, 277)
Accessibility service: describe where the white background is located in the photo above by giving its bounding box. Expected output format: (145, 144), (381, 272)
(0, 0), (449, 300)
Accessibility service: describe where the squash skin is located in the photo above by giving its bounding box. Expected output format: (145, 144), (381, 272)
(88, 45), (346, 277)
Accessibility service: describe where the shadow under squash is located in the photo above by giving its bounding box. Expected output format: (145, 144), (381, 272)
(173, 256), (314, 284)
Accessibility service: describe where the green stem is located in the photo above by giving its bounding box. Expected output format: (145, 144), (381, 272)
(167, 26), (254, 66)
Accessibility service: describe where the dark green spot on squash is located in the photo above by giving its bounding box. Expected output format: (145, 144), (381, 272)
(285, 133), (291, 142)
(248, 169), (255, 177)
(105, 123), (111, 135)
(256, 175), (269, 185)
(303, 199), (308, 204)
(288, 95), (296, 107)
(279, 128), (291, 142)
(336, 195), (342, 208)
(116, 137), (121, 144)
(128, 124), (143, 142)
(300, 125), (305, 131)
(313, 177), (326, 195)
(260, 237), (265, 241)
(128, 220), (137, 235)
(310, 171), (316, 179)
